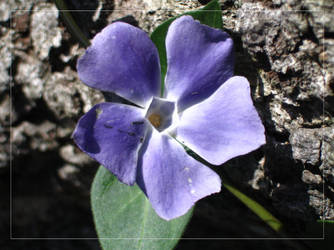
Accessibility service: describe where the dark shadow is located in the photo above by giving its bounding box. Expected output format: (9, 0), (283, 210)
(11, 149), (99, 241)
(112, 15), (139, 27)
(255, 70), (324, 239)
(102, 91), (140, 107)
(60, 0), (107, 39)
(212, 31), (322, 239)
(135, 127), (153, 196)
(11, 84), (59, 126)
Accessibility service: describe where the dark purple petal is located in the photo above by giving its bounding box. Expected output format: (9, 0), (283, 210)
(77, 22), (161, 107)
(175, 76), (265, 165)
(137, 130), (221, 220)
(164, 15), (234, 111)
(73, 103), (148, 185)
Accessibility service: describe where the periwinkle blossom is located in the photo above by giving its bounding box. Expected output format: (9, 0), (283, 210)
(73, 16), (265, 220)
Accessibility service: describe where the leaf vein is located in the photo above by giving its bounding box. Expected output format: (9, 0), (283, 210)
(111, 191), (143, 219)
(137, 200), (150, 250)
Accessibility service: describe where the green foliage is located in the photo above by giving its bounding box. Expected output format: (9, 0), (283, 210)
(318, 220), (334, 224)
(222, 180), (283, 232)
(91, 166), (193, 250)
(54, 0), (90, 47)
(150, 0), (222, 96)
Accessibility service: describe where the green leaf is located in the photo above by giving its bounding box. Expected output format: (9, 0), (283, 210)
(222, 179), (283, 232)
(54, 0), (90, 47)
(150, 0), (222, 96)
(317, 220), (334, 224)
(91, 166), (193, 250)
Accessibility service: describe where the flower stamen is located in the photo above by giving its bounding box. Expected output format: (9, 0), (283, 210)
(145, 97), (175, 132)
(148, 113), (162, 128)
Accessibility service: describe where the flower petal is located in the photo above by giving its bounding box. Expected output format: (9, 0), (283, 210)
(165, 15), (234, 111)
(73, 103), (148, 185)
(77, 22), (161, 107)
(137, 130), (221, 220)
(175, 76), (266, 165)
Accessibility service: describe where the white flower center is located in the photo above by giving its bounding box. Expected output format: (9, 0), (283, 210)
(145, 97), (176, 132)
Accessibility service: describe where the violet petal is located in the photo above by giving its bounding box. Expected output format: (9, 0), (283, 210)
(137, 130), (221, 220)
(73, 103), (148, 185)
(77, 22), (161, 107)
(165, 15), (234, 111)
(175, 76), (266, 165)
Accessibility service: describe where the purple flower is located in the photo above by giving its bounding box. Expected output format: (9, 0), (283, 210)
(73, 16), (265, 220)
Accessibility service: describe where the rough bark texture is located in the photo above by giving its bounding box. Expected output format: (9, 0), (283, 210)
(1, 0), (333, 249)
